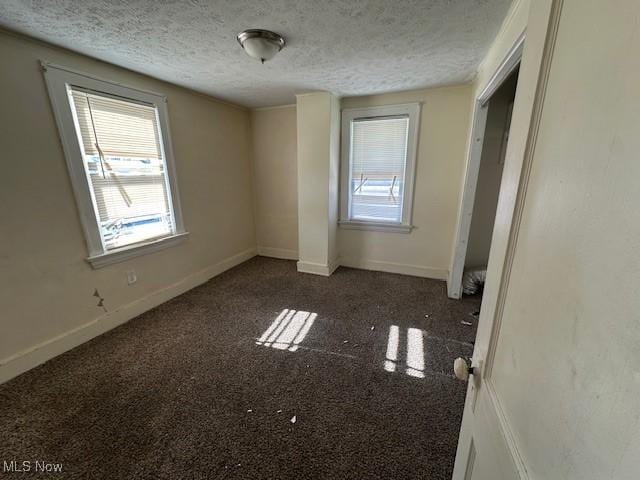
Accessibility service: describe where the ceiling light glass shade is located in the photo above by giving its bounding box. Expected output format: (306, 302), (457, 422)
(237, 29), (285, 63)
(242, 37), (280, 62)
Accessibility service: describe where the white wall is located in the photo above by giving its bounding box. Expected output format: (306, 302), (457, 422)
(339, 86), (473, 279)
(491, 0), (640, 477)
(250, 105), (298, 260)
(0, 30), (256, 383)
(328, 94), (341, 268)
(295, 92), (340, 276)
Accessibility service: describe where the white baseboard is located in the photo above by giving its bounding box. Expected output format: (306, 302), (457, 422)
(328, 257), (340, 275)
(296, 258), (339, 276)
(0, 247), (257, 384)
(339, 256), (448, 280)
(257, 246), (298, 260)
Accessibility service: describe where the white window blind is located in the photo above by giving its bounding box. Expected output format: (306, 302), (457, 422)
(349, 116), (409, 223)
(70, 89), (175, 250)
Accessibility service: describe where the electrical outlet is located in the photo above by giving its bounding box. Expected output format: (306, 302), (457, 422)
(126, 270), (137, 285)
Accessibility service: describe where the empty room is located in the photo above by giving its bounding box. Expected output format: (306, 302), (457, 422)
(1, 1), (638, 479)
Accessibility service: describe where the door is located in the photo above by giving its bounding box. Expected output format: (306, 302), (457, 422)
(452, 1), (561, 478)
(455, 0), (640, 478)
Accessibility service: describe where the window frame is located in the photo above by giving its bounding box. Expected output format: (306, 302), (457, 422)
(339, 103), (421, 233)
(42, 61), (187, 268)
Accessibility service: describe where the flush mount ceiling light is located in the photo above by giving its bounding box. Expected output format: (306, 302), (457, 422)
(237, 29), (286, 63)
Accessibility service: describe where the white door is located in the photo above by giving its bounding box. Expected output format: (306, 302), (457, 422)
(454, 0), (640, 478)
(452, 1), (561, 478)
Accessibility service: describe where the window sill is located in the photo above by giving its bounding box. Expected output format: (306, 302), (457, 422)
(338, 220), (414, 233)
(86, 232), (189, 269)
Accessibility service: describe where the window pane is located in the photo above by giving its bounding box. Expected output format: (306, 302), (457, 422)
(350, 116), (409, 223)
(70, 90), (175, 250)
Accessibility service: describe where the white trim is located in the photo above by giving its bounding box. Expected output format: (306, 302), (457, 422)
(339, 257), (448, 280)
(484, 379), (530, 478)
(42, 61), (167, 98)
(453, 2), (563, 479)
(294, 91), (332, 98)
(328, 257), (340, 275)
(257, 246), (298, 260)
(483, 1), (563, 379)
(296, 259), (339, 276)
(464, 440), (477, 480)
(475, 0), (526, 79)
(447, 35), (525, 299)
(338, 220), (413, 233)
(251, 103), (296, 111)
(473, 15), (566, 480)
(87, 232), (189, 268)
(0, 247), (257, 384)
(478, 34), (525, 104)
(462, 379), (525, 480)
(42, 61), (186, 264)
(339, 103), (421, 229)
(447, 104), (489, 298)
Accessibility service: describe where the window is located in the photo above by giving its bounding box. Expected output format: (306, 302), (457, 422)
(340, 103), (420, 232)
(43, 62), (186, 268)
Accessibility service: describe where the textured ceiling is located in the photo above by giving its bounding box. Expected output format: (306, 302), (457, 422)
(0, 0), (513, 108)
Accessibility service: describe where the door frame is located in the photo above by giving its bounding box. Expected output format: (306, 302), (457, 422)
(447, 34), (525, 300)
(452, 0), (564, 478)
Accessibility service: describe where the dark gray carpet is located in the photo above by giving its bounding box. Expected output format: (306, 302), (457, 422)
(0, 257), (480, 479)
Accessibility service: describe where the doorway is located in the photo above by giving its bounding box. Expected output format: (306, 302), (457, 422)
(447, 39), (523, 300)
(462, 68), (519, 301)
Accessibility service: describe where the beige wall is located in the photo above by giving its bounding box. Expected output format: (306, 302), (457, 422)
(339, 85), (473, 279)
(253, 86), (474, 279)
(0, 31), (256, 382)
(250, 105), (298, 259)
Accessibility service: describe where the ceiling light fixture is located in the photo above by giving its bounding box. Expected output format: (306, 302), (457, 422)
(237, 29), (285, 64)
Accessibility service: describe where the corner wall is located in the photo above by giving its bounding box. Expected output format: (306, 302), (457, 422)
(250, 105), (298, 260)
(255, 85), (475, 280)
(295, 92), (340, 275)
(339, 85), (473, 279)
(0, 30), (256, 383)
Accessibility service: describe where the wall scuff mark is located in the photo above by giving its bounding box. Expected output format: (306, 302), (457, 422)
(93, 289), (107, 312)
